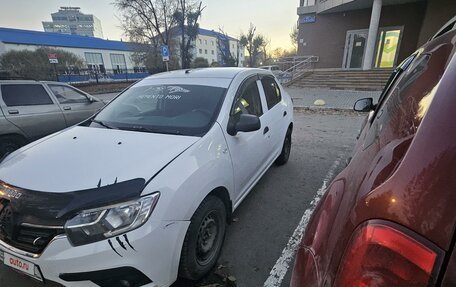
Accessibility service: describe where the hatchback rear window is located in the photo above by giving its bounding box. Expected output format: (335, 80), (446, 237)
(1, 84), (53, 107)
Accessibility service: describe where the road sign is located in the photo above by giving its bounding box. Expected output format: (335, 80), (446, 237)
(162, 46), (170, 62)
(48, 53), (59, 64)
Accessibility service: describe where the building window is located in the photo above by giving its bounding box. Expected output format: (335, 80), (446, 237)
(199, 48), (203, 54)
(211, 50), (215, 55)
(205, 49), (208, 54)
(301, 0), (315, 7)
(212, 41), (214, 46)
(110, 54), (127, 73)
(199, 39), (202, 44)
(85, 52), (105, 73)
(205, 40), (207, 45)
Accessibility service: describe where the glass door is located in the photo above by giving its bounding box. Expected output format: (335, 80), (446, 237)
(374, 27), (403, 68)
(343, 30), (368, 69)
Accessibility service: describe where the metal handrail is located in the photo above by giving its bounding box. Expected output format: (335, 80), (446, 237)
(276, 56), (319, 84)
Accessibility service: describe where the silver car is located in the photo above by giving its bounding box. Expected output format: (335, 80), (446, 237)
(0, 80), (104, 156)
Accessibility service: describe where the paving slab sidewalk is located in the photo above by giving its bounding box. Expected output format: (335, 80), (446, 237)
(286, 87), (382, 110)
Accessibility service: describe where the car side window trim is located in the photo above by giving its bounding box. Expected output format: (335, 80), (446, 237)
(370, 53), (417, 123)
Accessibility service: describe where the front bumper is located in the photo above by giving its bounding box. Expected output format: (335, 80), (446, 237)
(0, 220), (190, 287)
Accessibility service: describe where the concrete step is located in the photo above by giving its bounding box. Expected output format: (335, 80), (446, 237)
(288, 69), (392, 90)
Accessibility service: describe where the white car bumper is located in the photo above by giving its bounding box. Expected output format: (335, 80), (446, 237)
(0, 220), (190, 287)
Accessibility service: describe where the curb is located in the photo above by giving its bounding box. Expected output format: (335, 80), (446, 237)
(293, 106), (364, 115)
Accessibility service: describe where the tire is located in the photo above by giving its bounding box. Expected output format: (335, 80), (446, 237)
(179, 196), (227, 281)
(0, 135), (26, 158)
(275, 128), (292, 166)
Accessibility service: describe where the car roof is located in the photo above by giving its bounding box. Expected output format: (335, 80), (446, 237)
(148, 68), (265, 80)
(0, 80), (40, 84)
(0, 80), (65, 85)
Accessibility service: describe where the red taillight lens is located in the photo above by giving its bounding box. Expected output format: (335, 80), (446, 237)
(335, 222), (442, 287)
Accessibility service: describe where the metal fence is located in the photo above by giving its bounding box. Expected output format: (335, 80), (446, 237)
(57, 68), (150, 84)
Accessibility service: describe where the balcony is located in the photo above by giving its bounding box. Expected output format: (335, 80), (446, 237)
(297, 0), (317, 14)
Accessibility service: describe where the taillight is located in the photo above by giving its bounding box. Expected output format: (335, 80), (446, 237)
(335, 221), (443, 287)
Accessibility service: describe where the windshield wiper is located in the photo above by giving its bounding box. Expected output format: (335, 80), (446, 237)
(91, 119), (116, 129)
(117, 126), (183, 135)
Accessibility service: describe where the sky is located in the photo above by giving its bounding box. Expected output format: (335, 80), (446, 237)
(0, 0), (298, 50)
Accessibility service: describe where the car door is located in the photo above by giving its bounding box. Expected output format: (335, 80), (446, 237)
(223, 75), (270, 202)
(0, 83), (67, 140)
(47, 84), (104, 126)
(258, 75), (287, 163)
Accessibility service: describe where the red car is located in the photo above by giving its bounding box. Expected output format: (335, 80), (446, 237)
(291, 19), (456, 287)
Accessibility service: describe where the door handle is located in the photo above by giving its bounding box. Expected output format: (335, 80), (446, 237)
(263, 126), (270, 135)
(8, 110), (19, 115)
(63, 106), (71, 111)
(283, 111), (287, 117)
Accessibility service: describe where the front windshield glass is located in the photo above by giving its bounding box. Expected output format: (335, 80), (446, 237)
(93, 84), (226, 137)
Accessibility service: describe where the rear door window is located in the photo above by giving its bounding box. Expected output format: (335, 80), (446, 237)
(1, 84), (53, 107)
(261, 76), (282, 109)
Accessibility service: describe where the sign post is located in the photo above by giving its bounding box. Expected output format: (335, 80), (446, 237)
(162, 45), (170, 71)
(48, 54), (59, 81)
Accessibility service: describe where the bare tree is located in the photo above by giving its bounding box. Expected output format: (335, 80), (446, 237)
(173, 0), (204, 69)
(115, 0), (177, 46)
(290, 24), (298, 54)
(216, 28), (239, 67)
(240, 23), (265, 67)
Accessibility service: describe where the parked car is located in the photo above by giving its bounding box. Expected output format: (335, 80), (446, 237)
(259, 65), (283, 75)
(259, 66), (292, 84)
(0, 68), (293, 286)
(0, 80), (104, 156)
(291, 18), (456, 287)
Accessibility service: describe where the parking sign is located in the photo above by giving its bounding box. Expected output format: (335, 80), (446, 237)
(162, 46), (170, 62)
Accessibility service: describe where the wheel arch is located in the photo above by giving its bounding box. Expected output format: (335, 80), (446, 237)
(206, 186), (233, 222)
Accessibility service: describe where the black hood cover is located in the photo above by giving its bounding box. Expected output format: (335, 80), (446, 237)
(0, 178), (146, 226)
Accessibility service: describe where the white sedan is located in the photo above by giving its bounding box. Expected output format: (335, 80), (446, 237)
(0, 68), (293, 286)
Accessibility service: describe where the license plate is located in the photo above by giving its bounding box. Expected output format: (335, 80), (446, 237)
(1, 250), (43, 281)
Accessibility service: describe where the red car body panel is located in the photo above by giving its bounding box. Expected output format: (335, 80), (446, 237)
(291, 30), (456, 287)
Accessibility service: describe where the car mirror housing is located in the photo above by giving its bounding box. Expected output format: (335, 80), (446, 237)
(354, 98), (374, 112)
(228, 114), (261, 136)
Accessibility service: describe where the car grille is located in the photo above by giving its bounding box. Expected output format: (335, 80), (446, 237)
(0, 198), (64, 254)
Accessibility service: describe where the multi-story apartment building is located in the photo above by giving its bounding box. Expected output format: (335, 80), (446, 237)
(297, 0), (456, 70)
(42, 7), (103, 38)
(170, 27), (245, 67)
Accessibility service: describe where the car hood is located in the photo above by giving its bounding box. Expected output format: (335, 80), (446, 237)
(0, 126), (199, 192)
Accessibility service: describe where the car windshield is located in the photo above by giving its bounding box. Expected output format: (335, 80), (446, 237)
(93, 84), (226, 137)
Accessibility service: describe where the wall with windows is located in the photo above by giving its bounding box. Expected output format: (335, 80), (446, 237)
(195, 34), (218, 64)
(0, 43), (141, 72)
(297, 2), (426, 68)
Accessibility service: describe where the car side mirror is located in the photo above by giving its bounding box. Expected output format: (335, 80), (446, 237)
(354, 98), (374, 112)
(227, 114), (261, 136)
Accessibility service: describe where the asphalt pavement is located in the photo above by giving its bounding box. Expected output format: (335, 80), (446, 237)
(0, 111), (364, 287)
(286, 87), (381, 110)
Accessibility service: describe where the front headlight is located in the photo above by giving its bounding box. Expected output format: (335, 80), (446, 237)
(65, 193), (160, 246)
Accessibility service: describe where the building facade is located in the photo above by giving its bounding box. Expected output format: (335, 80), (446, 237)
(0, 28), (146, 81)
(170, 28), (245, 67)
(42, 7), (103, 38)
(297, 0), (456, 70)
